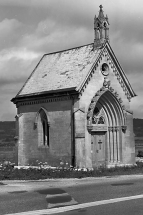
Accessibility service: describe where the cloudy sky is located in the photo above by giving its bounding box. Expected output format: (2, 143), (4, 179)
(0, 0), (143, 120)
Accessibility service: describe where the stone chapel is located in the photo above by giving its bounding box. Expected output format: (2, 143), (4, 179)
(11, 5), (136, 168)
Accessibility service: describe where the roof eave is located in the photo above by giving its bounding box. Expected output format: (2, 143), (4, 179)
(11, 87), (78, 104)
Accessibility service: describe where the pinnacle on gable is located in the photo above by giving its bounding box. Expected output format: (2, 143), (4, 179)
(94, 5), (110, 49)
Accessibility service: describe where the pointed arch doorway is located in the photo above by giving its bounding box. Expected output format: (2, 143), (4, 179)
(87, 89), (126, 167)
(91, 106), (107, 167)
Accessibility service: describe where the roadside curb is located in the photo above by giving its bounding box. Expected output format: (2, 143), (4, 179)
(1, 174), (143, 184)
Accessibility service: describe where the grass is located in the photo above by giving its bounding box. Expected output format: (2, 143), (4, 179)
(0, 161), (143, 180)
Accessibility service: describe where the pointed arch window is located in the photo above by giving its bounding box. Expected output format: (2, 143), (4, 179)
(92, 107), (106, 125)
(35, 108), (50, 147)
(40, 110), (49, 146)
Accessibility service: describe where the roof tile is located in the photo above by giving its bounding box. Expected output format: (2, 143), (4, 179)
(18, 44), (100, 96)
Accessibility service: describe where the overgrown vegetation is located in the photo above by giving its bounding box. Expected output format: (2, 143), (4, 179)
(0, 161), (143, 180)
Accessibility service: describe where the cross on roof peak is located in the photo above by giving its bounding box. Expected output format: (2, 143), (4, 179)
(99, 5), (103, 10)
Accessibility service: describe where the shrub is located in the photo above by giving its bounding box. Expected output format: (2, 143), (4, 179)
(0, 160), (143, 180)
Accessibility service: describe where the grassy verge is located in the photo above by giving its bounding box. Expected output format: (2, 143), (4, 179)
(0, 161), (143, 180)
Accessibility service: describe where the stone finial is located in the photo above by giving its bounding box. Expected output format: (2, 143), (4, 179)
(98, 5), (104, 20)
(94, 5), (110, 49)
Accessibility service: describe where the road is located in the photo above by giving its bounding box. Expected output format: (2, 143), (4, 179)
(1, 175), (143, 215)
(52, 198), (143, 215)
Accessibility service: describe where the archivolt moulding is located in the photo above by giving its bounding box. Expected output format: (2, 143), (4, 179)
(87, 79), (126, 131)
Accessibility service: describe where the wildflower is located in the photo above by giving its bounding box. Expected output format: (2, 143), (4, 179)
(60, 161), (64, 165)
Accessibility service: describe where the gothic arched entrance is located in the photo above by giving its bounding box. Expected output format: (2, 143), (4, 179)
(87, 88), (126, 167)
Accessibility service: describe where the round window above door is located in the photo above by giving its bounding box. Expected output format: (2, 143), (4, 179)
(101, 63), (109, 76)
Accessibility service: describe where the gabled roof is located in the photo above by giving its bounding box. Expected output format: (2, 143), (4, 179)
(12, 41), (136, 102)
(16, 43), (101, 97)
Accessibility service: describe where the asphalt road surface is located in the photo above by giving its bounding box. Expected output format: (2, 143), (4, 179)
(1, 175), (143, 215)
(53, 198), (143, 215)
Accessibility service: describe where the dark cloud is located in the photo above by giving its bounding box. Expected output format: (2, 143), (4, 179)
(0, 77), (26, 89)
(111, 40), (143, 74)
(0, 0), (143, 119)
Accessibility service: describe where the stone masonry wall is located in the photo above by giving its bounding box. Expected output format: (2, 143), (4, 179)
(77, 53), (135, 167)
(17, 99), (72, 167)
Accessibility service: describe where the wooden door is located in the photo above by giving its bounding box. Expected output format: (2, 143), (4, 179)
(91, 132), (105, 167)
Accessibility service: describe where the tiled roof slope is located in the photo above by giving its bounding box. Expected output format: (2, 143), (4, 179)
(18, 43), (101, 97)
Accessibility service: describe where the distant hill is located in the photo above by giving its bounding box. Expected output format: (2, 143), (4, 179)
(133, 118), (143, 137)
(0, 119), (142, 147)
(0, 121), (15, 146)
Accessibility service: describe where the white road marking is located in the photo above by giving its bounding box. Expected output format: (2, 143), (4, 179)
(5, 194), (143, 215)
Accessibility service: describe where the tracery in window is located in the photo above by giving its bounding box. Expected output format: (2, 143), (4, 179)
(92, 107), (105, 125)
(92, 107), (99, 124)
(98, 116), (105, 124)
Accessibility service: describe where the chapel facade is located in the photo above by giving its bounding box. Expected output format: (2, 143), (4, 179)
(12, 6), (136, 168)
